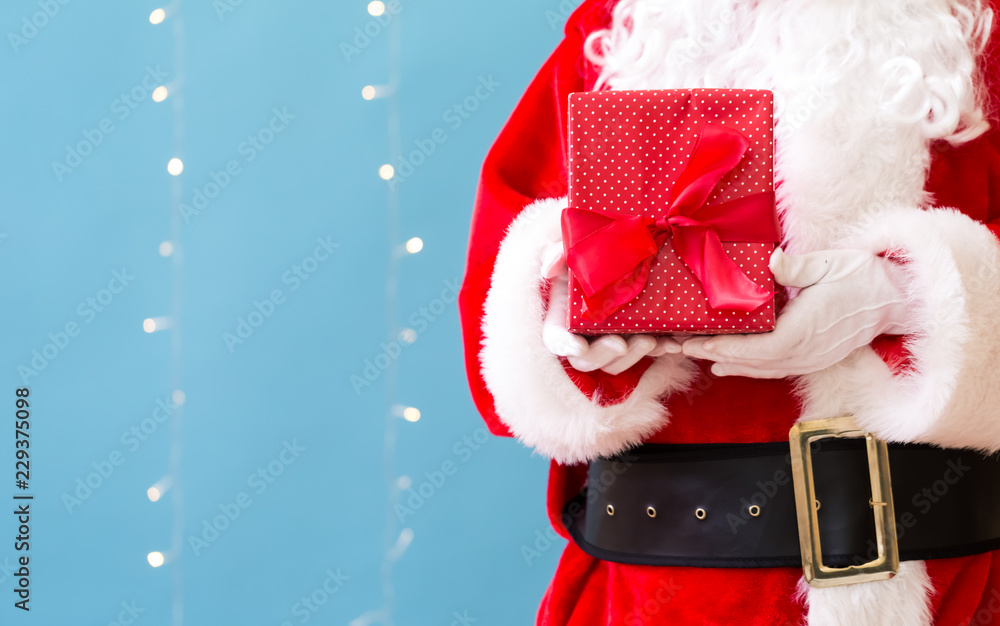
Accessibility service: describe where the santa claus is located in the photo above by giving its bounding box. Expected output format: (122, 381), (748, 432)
(459, 0), (1000, 623)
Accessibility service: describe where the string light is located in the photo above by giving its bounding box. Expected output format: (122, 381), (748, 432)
(398, 328), (416, 343)
(143, 317), (171, 333)
(352, 4), (406, 623)
(362, 84), (396, 101)
(145, 3), (190, 625)
(147, 476), (174, 503)
(405, 237), (423, 254)
(386, 528), (414, 561)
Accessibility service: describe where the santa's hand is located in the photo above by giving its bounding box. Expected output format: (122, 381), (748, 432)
(680, 248), (911, 378)
(541, 242), (680, 374)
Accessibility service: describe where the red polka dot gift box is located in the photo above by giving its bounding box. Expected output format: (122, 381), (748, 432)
(563, 89), (780, 335)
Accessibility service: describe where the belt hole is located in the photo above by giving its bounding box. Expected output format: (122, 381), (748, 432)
(695, 507), (707, 520)
(646, 506), (657, 518)
(748, 504), (761, 517)
(606, 504), (615, 516)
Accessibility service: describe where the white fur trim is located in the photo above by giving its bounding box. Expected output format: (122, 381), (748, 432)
(797, 205), (1000, 450)
(798, 561), (933, 626)
(479, 197), (697, 465)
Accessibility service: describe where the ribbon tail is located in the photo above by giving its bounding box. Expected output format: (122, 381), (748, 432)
(692, 192), (780, 242)
(673, 227), (773, 312)
(580, 259), (653, 323)
(563, 208), (666, 322)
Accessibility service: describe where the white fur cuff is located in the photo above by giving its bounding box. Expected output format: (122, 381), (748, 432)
(479, 197), (696, 465)
(829, 205), (1000, 450)
(801, 561), (932, 626)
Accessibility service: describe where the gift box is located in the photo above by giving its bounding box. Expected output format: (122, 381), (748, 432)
(563, 88), (780, 335)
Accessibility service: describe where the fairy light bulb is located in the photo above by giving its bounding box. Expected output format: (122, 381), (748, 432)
(405, 237), (423, 254)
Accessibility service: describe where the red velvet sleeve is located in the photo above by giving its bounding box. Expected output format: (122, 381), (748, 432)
(458, 1), (633, 437)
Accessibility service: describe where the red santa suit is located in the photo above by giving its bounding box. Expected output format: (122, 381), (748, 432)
(459, 0), (1000, 623)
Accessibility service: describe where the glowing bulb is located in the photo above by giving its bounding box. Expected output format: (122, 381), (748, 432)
(152, 86), (168, 102)
(361, 85), (376, 100)
(158, 241), (173, 257)
(367, 1), (385, 16)
(171, 390), (185, 405)
(143, 316), (171, 333)
(403, 407), (420, 422)
(397, 475), (411, 490)
(167, 158), (184, 176)
(398, 328), (417, 344)
(148, 477), (174, 501)
(378, 164), (395, 180)
(149, 9), (165, 24)
(405, 237), (423, 254)
(147, 551), (165, 567)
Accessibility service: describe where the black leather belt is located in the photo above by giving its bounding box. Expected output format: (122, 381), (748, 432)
(563, 439), (1000, 569)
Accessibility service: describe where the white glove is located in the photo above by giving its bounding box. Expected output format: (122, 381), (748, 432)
(541, 242), (680, 374)
(680, 248), (911, 378)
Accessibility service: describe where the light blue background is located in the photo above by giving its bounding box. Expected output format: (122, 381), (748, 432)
(0, 0), (582, 623)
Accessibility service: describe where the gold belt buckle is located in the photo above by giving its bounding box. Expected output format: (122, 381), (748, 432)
(789, 416), (899, 588)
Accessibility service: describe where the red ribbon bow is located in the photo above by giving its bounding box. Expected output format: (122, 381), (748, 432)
(562, 123), (780, 323)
